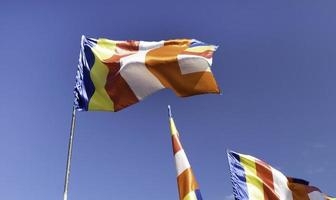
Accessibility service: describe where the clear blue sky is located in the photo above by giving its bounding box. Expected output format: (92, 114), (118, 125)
(0, 0), (335, 199)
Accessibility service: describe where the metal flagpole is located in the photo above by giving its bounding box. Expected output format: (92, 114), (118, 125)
(63, 106), (77, 200)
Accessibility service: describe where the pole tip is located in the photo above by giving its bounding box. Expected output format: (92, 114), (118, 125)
(168, 105), (172, 118)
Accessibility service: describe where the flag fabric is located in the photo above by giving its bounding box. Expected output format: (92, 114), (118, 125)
(168, 106), (202, 200)
(227, 151), (334, 200)
(74, 36), (220, 112)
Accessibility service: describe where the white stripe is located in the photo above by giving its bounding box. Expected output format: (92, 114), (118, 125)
(308, 191), (324, 200)
(177, 54), (212, 75)
(120, 50), (164, 100)
(139, 41), (164, 50)
(175, 150), (191, 176)
(271, 167), (293, 200)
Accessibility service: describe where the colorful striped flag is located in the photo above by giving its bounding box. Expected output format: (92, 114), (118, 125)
(74, 36), (220, 112)
(227, 151), (334, 200)
(168, 106), (202, 200)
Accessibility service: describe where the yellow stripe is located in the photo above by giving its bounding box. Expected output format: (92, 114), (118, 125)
(183, 191), (198, 200)
(169, 117), (179, 136)
(184, 45), (216, 53)
(92, 38), (117, 60)
(240, 155), (265, 200)
(88, 52), (114, 111)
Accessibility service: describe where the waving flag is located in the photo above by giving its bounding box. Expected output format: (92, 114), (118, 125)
(227, 151), (334, 200)
(74, 36), (220, 112)
(168, 106), (203, 200)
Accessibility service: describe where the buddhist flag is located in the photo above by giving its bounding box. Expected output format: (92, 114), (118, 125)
(227, 151), (334, 200)
(168, 106), (203, 200)
(74, 36), (220, 112)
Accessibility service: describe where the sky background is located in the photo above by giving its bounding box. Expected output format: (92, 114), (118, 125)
(1, 0), (335, 199)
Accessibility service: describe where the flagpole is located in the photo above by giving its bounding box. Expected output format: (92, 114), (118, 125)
(63, 106), (77, 200)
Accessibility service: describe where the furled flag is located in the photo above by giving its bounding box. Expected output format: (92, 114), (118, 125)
(74, 36), (220, 112)
(168, 106), (203, 200)
(227, 151), (335, 200)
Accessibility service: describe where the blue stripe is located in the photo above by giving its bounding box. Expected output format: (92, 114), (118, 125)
(83, 45), (95, 69)
(227, 151), (249, 200)
(195, 189), (203, 200)
(87, 37), (97, 45)
(74, 36), (96, 111)
(189, 39), (209, 47)
(288, 177), (309, 185)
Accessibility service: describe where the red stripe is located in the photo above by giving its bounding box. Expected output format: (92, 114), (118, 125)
(103, 55), (139, 111)
(116, 40), (139, 52)
(255, 160), (280, 200)
(306, 185), (321, 193)
(172, 135), (182, 155)
(180, 50), (214, 59)
(102, 41), (140, 111)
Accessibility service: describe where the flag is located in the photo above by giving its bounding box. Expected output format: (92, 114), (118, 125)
(168, 106), (203, 200)
(227, 151), (334, 200)
(74, 36), (220, 112)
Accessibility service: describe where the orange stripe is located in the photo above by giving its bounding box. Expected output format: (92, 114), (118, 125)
(164, 39), (191, 46)
(145, 40), (219, 97)
(172, 135), (182, 155)
(255, 160), (279, 200)
(177, 168), (199, 200)
(287, 182), (310, 200)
